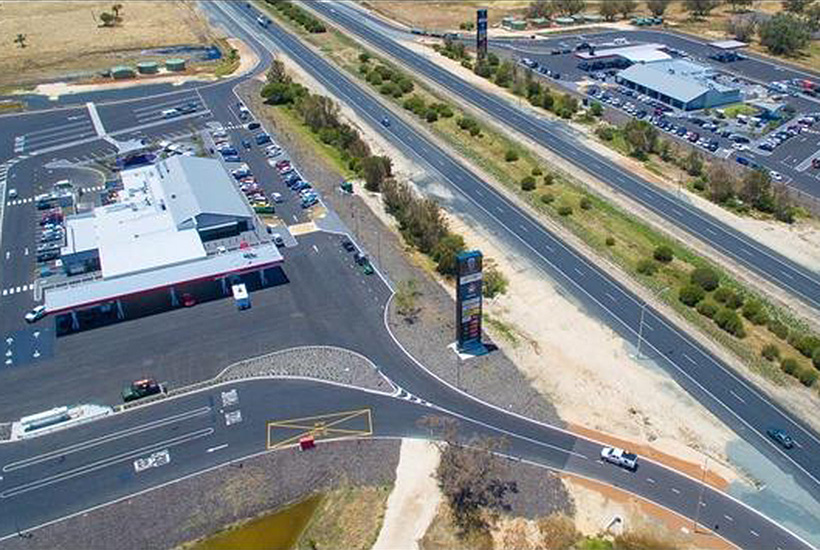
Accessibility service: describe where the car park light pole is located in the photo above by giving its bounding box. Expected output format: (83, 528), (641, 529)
(632, 286), (669, 360)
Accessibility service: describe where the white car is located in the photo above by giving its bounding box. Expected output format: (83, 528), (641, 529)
(8, 188), (18, 199)
(600, 446), (638, 470)
(24, 305), (47, 323)
(732, 143), (748, 151)
(271, 192), (283, 203)
(769, 170), (783, 181)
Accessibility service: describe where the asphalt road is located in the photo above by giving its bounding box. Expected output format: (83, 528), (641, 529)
(0, 378), (810, 550)
(310, 1), (820, 314)
(217, 0), (820, 502)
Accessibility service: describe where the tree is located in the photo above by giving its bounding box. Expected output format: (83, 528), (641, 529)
(623, 119), (658, 159)
(550, 0), (587, 16)
(740, 169), (774, 212)
(266, 59), (289, 84)
(727, 0), (754, 11)
(590, 101), (603, 117)
(653, 245), (674, 263)
(618, 0), (638, 19)
(726, 15), (757, 42)
(100, 11), (118, 27)
(361, 155), (388, 192)
(805, 4), (820, 31)
(483, 261), (509, 298)
(706, 163), (737, 203)
(679, 284), (706, 307)
(494, 60), (515, 87)
(432, 233), (466, 276)
(690, 266), (720, 291)
(759, 14), (811, 56)
(646, 0), (672, 16)
(422, 416), (517, 535)
(13, 34), (27, 48)
(599, 1), (620, 20)
(783, 0), (815, 13)
(528, 0), (556, 18)
(683, 150), (704, 176)
(395, 279), (421, 322)
(684, 0), (721, 17)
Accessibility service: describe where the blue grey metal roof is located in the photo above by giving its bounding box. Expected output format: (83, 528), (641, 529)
(618, 60), (736, 103)
(158, 156), (251, 230)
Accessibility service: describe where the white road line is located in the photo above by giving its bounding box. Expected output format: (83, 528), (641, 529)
(206, 443), (229, 453)
(682, 353), (697, 365)
(605, 292), (617, 302)
(671, 487), (680, 494)
(750, 530), (760, 537)
(724, 514), (734, 522)
(729, 390), (746, 404)
(519, 224), (528, 233)
(573, 267), (584, 277)
(646, 477), (656, 484)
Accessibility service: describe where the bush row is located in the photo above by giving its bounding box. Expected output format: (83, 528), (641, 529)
(264, 0), (326, 33)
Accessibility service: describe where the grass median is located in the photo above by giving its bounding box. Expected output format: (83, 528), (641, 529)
(259, 1), (820, 393)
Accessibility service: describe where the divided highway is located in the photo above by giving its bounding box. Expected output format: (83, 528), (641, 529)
(309, 1), (820, 313)
(213, 1), (820, 500)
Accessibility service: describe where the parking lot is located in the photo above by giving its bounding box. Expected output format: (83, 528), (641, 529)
(495, 30), (820, 192)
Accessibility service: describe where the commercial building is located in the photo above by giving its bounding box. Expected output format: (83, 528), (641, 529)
(616, 59), (741, 111)
(576, 43), (672, 70)
(47, 155), (282, 325)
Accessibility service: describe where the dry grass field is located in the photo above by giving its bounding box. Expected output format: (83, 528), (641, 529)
(0, 1), (215, 86)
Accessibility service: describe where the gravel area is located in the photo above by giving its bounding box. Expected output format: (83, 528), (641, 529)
(217, 346), (394, 393)
(238, 81), (562, 427)
(498, 457), (575, 520)
(2, 439), (400, 550)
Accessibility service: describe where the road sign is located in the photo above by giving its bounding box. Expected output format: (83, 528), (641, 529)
(456, 250), (487, 355)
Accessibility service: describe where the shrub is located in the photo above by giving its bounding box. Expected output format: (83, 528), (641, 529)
(696, 300), (718, 319)
(767, 318), (789, 340)
(425, 109), (439, 123)
(637, 259), (657, 276)
(813, 348), (820, 370)
(762, 344), (780, 361)
(679, 284), (705, 307)
(543, 173), (555, 186)
(359, 52), (371, 63)
(483, 265), (508, 298)
(505, 149), (519, 162)
(596, 125), (615, 141)
(532, 166), (543, 176)
(714, 308), (746, 338)
(379, 82), (397, 96)
(726, 292), (745, 310)
(540, 192), (555, 204)
(438, 104), (454, 118)
(469, 126), (481, 137)
(713, 287), (733, 303)
(690, 267), (720, 291)
(653, 245), (674, 263)
(579, 196), (592, 210)
(791, 334), (820, 358)
(742, 300), (769, 325)
(605, 236), (616, 247)
(521, 176), (536, 191)
(799, 367), (818, 387)
(557, 205), (573, 216)
(781, 357), (800, 375)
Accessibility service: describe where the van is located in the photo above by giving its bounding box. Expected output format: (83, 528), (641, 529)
(232, 283), (251, 310)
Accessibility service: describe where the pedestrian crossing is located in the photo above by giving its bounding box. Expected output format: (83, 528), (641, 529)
(80, 185), (106, 194)
(6, 197), (34, 206)
(2, 283), (34, 297)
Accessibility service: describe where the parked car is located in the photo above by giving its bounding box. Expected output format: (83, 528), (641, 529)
(271, 192), (284, 203)
(122, 378), (163, 403)
(341, 238), (356, 252)
(767, 428), (794, 449)
(181, 293), (196, 307)
(247, 121), (261, 130)
(255, 132), (272, 145)
(36, 250), (59, 262)
(24, 305), (47, 324)
(272, 233), (285, 247)
(275, 160), (292, 171)
(600, 446), (638, 470)
(8, 188), (18, 199)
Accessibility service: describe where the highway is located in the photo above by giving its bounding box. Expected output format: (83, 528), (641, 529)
(0, 378), (811, 550)
(214, 0), (820, 505)
(307, 1), (820, 314)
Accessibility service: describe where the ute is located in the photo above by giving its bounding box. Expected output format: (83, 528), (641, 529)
(600, 446), (638, 470)
(121, 378), (163, 403)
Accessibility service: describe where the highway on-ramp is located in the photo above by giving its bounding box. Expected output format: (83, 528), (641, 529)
(307, 1), (820, 314)
(214, 0), (820, 504)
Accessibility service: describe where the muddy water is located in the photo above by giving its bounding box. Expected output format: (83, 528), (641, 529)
(191, 495), (322, 550)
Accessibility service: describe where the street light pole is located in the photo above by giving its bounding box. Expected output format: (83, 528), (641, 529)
(633, 286), (669, 360)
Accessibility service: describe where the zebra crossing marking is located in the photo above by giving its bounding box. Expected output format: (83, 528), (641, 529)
(2, 283), (34, 297)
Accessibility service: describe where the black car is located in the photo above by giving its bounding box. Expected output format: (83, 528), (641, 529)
(36, 250), (59, 263)
(354, 252), (368, 266)
(247, 121), (261, 130)
(767, 428), (795, 449)
(341, 239), (356, 252)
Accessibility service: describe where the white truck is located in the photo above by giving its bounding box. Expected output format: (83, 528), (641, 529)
(232, 283), (250, 310)
(600, 446), (638, 470)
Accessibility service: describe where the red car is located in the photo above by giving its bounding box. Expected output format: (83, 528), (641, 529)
(275, 160), (291, 171)
(181, 293), (196, 307)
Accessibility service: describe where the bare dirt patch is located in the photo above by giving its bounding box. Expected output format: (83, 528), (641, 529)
(0, 1), (214, 87)
(563, 474), (737, 550)
(362, 0), (529, 30)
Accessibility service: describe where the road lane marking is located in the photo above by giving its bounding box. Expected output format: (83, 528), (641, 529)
(1, 428), (213, 499)
(724, 514), (734, 522)
(750, 530), (760, 537)
(646, 477), (655, 483)
(682, 353), (697, 365)
(671, 487), (680, 494)
(3, 406), (211, 472)
(206, 444), (229, 453)
(729, 390), (746, 404)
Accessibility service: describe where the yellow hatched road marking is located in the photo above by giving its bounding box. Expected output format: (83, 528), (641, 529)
(266, 408), (373, 450)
